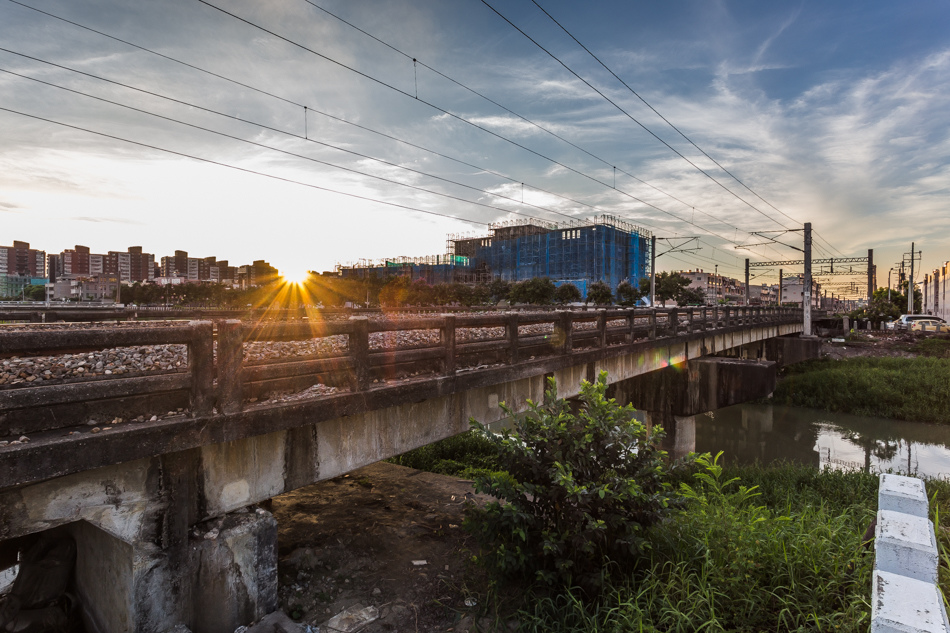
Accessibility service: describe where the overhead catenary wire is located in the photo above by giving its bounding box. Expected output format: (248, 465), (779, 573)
(0, 106), (494, 227)
(2, 0), (669, 234)
(192, 0), (789, 259)
(0, 65), (575, 227)
(296, 0), (754, 239)
(4, 0), (792, 260)
(3, 0), (811, 267)
(479, 0), (794, 232)
(528, 0), (813, 232)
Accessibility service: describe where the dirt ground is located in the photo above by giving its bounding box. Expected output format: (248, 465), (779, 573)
(271, 462), (511, 633)
(820, 330), (926, 360)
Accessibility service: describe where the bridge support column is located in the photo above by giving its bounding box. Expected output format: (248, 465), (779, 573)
(614, 357), (777, 460)
(0, 451), (278, 633)
(645, 411), (696, 460)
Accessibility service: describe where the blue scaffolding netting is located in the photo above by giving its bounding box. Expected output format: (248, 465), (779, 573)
(338, 215), (651, 297)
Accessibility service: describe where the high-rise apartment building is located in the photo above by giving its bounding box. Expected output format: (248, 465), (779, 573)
(62, 245), (91, 276)
(0, 240), (46, 278)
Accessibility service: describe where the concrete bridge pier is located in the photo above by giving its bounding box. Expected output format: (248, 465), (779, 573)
(613, 357), (779, 459)
(0, 449), (278, 633)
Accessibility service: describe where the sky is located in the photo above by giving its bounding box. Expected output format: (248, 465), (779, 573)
(1, 0), (948, 296)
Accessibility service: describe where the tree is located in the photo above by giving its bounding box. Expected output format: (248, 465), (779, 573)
(488, 278), (512, 304)
(509, 277), (556, 305)
(645, 272), (692, 307)
(677, 287), (706, 306)
(554, 282), (582, 305)
(378, 276), (410, 307)
(465, 373), (695, 592)
(616, 280), (644, 306)
(586, 280), (613, 305)
(24, 284), (46, 301)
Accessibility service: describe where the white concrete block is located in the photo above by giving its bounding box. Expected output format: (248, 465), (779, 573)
(871, 570), (950, 633)
(880, 474), (929, 518)
(875, 510), (939, 584)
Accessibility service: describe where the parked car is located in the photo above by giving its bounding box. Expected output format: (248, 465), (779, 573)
(895, 314), (947, 331)
(910, 319), (948, 332)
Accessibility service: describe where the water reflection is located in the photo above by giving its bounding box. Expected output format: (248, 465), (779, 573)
(695, 405), (950, 478)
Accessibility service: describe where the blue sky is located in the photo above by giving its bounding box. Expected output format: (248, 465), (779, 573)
(1, 0), (948, 295)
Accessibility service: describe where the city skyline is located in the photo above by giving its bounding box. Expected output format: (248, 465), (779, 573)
(1, 0), (948, 288)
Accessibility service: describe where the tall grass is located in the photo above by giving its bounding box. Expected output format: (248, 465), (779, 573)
(772, 357), (950, 423)
(518, 460), (878, 633)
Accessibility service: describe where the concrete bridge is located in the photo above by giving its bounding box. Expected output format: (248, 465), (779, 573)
(0, 307), (817, 632)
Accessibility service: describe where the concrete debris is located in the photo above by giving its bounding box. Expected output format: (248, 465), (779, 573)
(324, 604), (379, 633)
(411, 560), (427, 566)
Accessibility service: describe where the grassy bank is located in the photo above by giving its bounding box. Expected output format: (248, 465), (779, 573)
(771, 356), (950, 423)
(394, 432), (950, 631)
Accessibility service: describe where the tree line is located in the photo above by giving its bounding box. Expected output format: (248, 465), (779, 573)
(9, 271), (707, 308)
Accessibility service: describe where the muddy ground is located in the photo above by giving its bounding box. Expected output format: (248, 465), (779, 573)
(271, 462), (513, 633)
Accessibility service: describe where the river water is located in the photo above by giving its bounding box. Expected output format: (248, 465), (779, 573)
(694, 404), (950, 478)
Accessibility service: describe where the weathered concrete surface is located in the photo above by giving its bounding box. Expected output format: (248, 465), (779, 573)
(879, 474), (929, 518)
(875, 510), (939, 584)
(873, 475), (950, 632)
(872, 569), (950, 632)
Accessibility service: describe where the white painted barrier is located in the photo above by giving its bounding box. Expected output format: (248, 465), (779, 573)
(872, 474), (950, 632)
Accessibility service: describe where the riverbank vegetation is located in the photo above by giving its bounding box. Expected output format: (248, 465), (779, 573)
(391, 375), (950, 631)
(771, 355), (950, 423)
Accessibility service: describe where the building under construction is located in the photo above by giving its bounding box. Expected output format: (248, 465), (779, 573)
(337, 215), (652, 297)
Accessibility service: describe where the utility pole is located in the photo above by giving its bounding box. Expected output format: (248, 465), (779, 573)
(744, 258), (750, 306)
(888, 268), (893, 302)
(907, 242), (915, 315)
(803, 222), (812, 336)
(650, 234), (656, 308)
(778, 268), (783, 305)
(867, 249), (874, 301)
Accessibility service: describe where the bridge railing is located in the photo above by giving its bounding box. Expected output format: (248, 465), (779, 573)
(0, 307), (802, 437)
(0, 323), (212, 438)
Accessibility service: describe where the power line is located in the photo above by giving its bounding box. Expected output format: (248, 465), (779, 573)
(194, 0), (786, 258)
(2, 0), (646, 232)
(479, 0), (793, 231)
(5, 0), (797, 262)
(296, 0), (755, 239)
(527, 0), (810, 230)
(5, 0), (304, 109)
(0, 54), (603, 227)
(0, 106), (493, 227)
(0, 65), (573, 227)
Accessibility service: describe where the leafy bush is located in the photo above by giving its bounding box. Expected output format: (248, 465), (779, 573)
(509, 277), (557, 305)
(465, 373), (695, 592)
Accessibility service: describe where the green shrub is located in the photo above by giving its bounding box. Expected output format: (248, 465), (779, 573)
(464, 373), (695, 592)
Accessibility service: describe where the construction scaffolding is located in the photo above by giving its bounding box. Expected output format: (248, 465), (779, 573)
(338, 215), (652, 295)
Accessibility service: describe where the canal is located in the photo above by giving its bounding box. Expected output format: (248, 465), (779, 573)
(696, 404), (950, 478)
